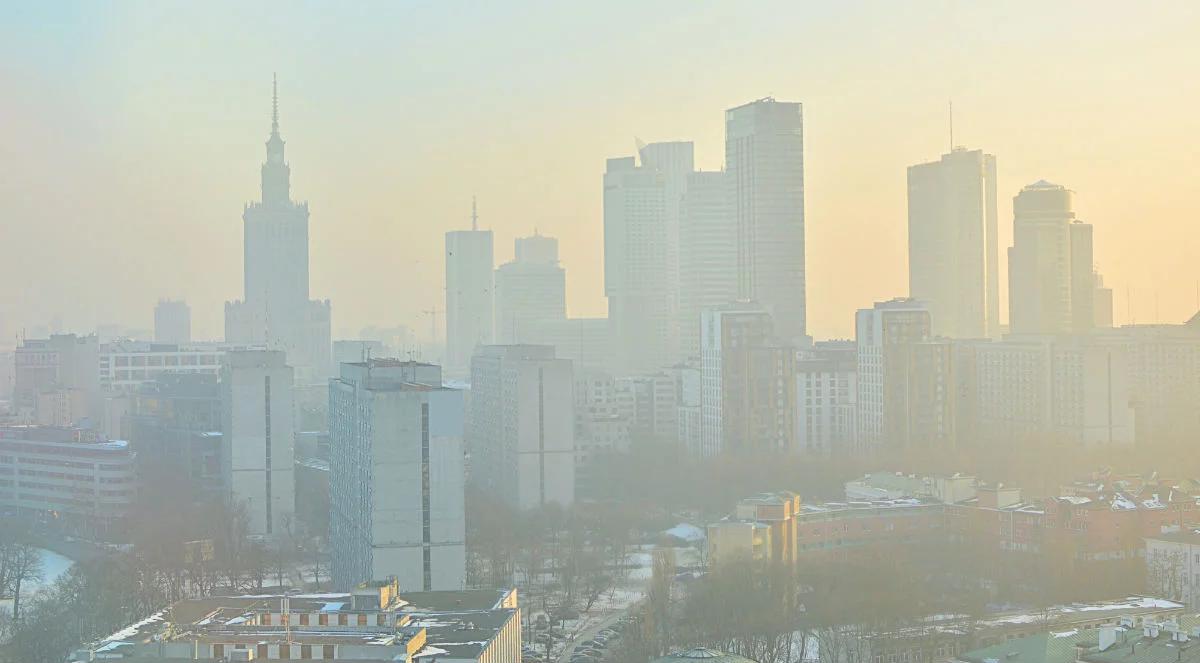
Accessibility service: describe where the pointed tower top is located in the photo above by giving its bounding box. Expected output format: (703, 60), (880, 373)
(471, 196), (478, 231)
(271, 73), (280, 135)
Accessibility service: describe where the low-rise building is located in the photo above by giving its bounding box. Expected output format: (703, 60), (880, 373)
(70, 579), (521, 663)
(0, 425), (135, 538)
(1146, 531), (1200, 609)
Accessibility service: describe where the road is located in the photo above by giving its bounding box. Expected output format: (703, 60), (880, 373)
(556, 602), (639, 663)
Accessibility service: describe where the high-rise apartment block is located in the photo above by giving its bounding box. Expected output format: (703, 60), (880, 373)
(855, 299), (957, 452)
(907, 148), (999, 338)
(699, 303), (795, 457)
(795, 341), (858, 454)
(329, 360), (465, 591)
(220, 350), (295, 537)
(467, 345), (574, 509)
(726, 98), (807, 345)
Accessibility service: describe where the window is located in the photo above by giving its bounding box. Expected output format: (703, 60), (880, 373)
(213, 644), (224, 658)
(338, 613), (348, 626)
(300, 613), (309, 626)
(323, 645), (336, 659)
(258, 644), (268, 659)
(318, 613), (328, 626)
(301, 644), (312, 659)
(262, 613), (272, 625)
(358, 613), (368, 626)
(279, 644), (290, 659)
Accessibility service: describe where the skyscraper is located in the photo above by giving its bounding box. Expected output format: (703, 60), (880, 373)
(494, 234), (566, 344)
(603, 154), (671, 373)
(1008, 181), (1099, 336)
(225, 76), (331, 384)
(679, 170), (736, 359)
(907, 148), (999, 338)
(725, 98), (807, 344)
(154, 299), (192, 345)
(328, 360), (466, 591)
(444, 199), (494, 379)
(220, 350), (294, 538)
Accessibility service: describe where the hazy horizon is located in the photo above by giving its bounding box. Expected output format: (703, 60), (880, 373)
(3, 0), (1198, 343)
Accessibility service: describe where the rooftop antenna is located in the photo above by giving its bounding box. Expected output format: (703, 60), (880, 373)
(271, 73), (279, 135)
(948, 100), (954, 152)
(471, 196), (478, 231)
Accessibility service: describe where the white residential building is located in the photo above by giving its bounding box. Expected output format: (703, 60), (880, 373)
(99, 340), (262, 393)
(468, 345), (574, 509)
(220, 350), (295, 538)
(329, 360), (466, 592)
(907, 148), (999, 339)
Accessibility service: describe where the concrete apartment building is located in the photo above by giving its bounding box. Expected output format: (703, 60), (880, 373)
(329, 360), (466, 592)
(855, 299), (957, 452)
(700, 302), (795, 457)
(795, 340), (857, 454)
(220, 350), (295, 538)
(468, 345), (574, 510)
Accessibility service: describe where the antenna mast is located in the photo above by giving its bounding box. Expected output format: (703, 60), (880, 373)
(471, 196), (479, 231)
(948, 100), (954, 152)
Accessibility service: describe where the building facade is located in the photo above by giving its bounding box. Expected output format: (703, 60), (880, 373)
(700, 303), (795, 457)
(907, 148), (999, 339)
(726, 98), (807, 345)
(468, 345), (575, 509)
(329, 361), (466, 592)
(154, 299), (192, 345)
(493, 235), (566, 345)
(224, 78), (331, 385)
(220, 350), (295, 537)
(0, 426), (136, 538)
(795, 340), (858, 454)
(679, 170), (737, 360)
(445, 202), (494, 379)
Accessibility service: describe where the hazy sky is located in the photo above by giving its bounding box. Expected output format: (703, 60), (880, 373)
(2, 1), (1198, 343)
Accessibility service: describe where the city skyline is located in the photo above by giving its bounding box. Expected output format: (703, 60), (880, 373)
(3, 2), (1199, 343)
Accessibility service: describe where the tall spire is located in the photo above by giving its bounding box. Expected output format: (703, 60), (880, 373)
(272, 72), (280, 136)
(471, 196), (478, 231)
(262, 73), (290, 205)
